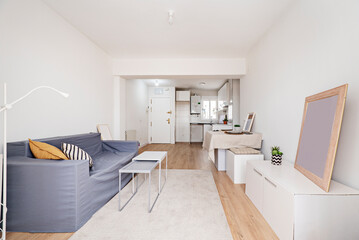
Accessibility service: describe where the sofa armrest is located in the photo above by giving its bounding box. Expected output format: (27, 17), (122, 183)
(102, 140), (139, 153)
(7, 156), (91, 232)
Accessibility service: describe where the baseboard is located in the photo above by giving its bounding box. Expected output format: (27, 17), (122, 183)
(139, 142), (149, 148)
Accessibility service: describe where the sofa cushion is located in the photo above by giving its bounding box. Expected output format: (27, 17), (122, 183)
(90, 151), (134, 176)
(61, 143), (93, 167)
(29, 139), (68, 160)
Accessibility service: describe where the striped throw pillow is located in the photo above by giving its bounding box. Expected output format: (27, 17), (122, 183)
(61, 143), (93, 168)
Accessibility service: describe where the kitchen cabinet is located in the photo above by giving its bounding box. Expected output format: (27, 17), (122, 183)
(218, 82), (229, 111)
(245, 160), (359, 240)
(190, 96), (201, 114)
(176, 91), (190, 101)
(190, 124), (203, 142)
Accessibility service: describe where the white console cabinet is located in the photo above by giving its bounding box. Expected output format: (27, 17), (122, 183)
(245, 160), (359, 240)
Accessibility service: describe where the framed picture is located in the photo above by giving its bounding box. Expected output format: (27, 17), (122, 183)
(295, 84), (348, 192)
(97, 124), (112, 140)
(243, 112), (256, 132)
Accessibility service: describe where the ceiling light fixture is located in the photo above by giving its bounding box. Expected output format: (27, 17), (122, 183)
(168, 10), (174, 25)
(155, 80), (159, 86)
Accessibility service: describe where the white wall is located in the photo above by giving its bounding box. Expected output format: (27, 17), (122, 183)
(113, 58), (246, 78)
(125, 79), (148, 146)
(240, 0), (359, 189)
(232, 79), (240, 125)
(119, 78), (127, 140)
(0, 0), (113, 146)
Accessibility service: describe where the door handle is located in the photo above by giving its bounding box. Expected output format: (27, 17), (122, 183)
(167, 111), (172, 114)
(265, 177), (277, 188)
(167, 118), (170, 124)
(253, 168), (262, 176)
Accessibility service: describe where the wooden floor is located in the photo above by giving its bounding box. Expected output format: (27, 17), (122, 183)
(8, 143), (278, 240)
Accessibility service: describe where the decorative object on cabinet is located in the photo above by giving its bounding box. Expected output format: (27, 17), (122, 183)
(271, 146), (283, 165)
(224, 131), (244, 135)
(97, 124), (113, 140)
(295, 84), (348, 192)
(234, 124), (241, 132)
(223, 115), (228, 124)
(246, 160), (359, 240)
(243, 112), (255, 132)
(0, 83), (69, 238)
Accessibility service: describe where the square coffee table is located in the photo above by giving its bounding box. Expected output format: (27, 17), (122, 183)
(132, 151), (168, 193)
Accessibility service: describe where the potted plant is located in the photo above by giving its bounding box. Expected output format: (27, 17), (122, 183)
(234, 124), (241, 132)
(223, 116), (228, 124)
(271, 146), (283, 165)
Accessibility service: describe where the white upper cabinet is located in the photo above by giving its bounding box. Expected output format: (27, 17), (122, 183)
(176, 91), (190, 101)
(218, 82), (229, 110)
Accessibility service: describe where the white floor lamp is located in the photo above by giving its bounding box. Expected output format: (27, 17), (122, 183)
(0, 83), (69, 240)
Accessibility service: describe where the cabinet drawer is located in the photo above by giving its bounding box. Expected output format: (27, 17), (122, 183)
(263, 176), (294, 240)
(245, 164), (264, 212)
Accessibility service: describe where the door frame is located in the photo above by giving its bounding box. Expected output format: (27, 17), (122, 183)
(148, 87), (175, 144)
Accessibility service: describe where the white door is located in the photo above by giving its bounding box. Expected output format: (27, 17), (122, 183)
(245, 164), (264, 212)
(262, 177), (293, 240)
(151, 97), (171, 143)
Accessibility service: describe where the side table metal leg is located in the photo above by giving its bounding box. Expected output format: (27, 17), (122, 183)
(137, 173), (139, 189)
(148, 173), (151, 212)
(132, 173), (134, 193)
(118, 172), (121, 211)
(119, 172), (138, 212)
(159, 160), (161, 193)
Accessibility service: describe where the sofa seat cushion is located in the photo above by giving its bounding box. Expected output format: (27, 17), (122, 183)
(90, 151), (135, 176)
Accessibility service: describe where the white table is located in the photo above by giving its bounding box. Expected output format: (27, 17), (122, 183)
(203, 131), (262, 170)
(132, 151), (168, 193)
(119, 160), (160, 212)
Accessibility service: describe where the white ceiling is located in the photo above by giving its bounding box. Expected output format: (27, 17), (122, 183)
(141, 78), (227, 90)
(44, 0), (294, 58)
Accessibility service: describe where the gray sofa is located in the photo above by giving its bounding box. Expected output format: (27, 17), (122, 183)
(7, 133), (138, 232)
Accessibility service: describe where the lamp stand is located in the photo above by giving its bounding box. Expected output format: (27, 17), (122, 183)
(0, 83), (69, 240)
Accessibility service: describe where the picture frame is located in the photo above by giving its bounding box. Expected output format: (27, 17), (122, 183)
(294, 84), (348, 192)
(243, 112), (256, 132)
(97, 124), (113, 140)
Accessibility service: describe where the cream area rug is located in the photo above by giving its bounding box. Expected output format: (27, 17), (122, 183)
(70, 170), (233, 240)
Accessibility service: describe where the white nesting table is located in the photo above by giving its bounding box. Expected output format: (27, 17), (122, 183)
(119, 160), (160, 212)
(132, 151), (168, 193)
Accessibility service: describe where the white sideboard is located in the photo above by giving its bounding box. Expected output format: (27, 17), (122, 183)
(245, 160), (359, 240)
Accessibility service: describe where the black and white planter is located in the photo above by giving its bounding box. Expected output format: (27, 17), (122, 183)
(271, 155), (282, 165)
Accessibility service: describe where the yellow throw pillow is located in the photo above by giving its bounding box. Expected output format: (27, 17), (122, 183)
(29, 139), (69, 160)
